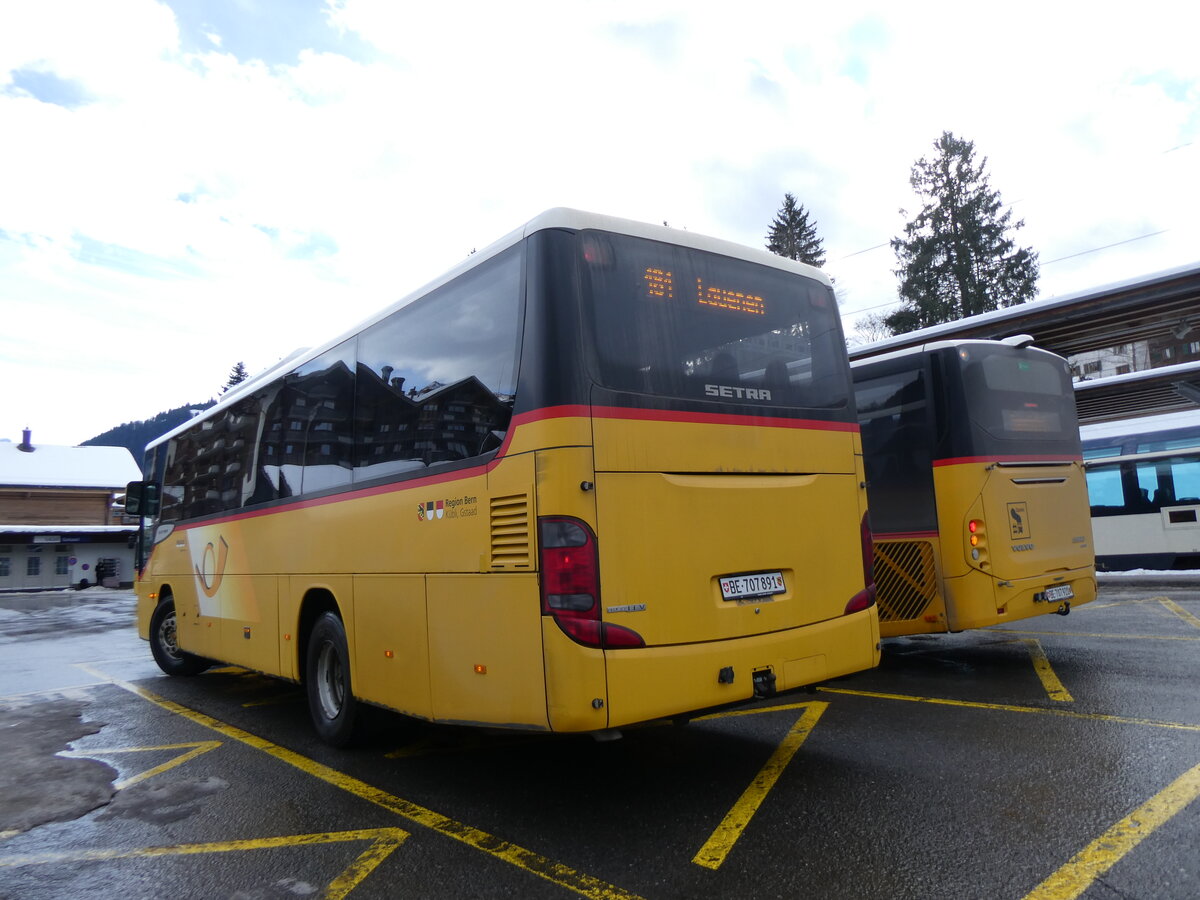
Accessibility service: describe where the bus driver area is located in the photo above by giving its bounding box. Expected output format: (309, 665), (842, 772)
(2, 579), (1199, 899)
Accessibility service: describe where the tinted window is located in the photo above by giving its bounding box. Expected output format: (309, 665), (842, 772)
(161, 395), (262, 520)
(160, 246), (523, 520)
(855, 367), (938, 534)
(959, 348), (1078, 445)
(582, 233), (849, 409)
(354, 246), (522, 481)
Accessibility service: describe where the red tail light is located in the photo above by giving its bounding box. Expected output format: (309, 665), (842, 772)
(845, 512), (876, 614)
(539, 517), (644, 649)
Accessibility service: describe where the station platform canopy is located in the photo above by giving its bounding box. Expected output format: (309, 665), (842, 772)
(847, 261), (1200, 424)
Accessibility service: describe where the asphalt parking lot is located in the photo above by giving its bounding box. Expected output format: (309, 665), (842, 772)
(1, 578), (1198, 899)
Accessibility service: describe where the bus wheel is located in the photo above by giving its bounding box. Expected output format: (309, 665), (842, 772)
(306, 611), (358, 748)
(149, 598), (210, 677)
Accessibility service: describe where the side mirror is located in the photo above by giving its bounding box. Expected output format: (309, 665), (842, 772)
(125, 481), (161, 517)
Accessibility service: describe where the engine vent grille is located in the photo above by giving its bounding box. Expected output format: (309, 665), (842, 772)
(873, 540), (937, 622)
(490, 493), (531, 568)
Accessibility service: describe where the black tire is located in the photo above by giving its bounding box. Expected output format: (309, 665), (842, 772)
(305, 611), (359, 748)
(149, 597), (210, 676)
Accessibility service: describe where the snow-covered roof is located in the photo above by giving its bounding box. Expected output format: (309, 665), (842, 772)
(0, 525), (136, 534)
(0, 439), (142, 490)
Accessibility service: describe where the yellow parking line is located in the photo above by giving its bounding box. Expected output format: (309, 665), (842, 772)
(77, 665), (643, 900)
(0, 827), (408, 900)
(64, 740), (223, 789)
(1023, 759), (1200, 900)
(988, 629), (1198, 642)
(692, 702), (827, 870)
(1016, 639), (1074, 702)
(1158, 597), (1200, 630)
(693, 700), (821, 721)
(818, 687), (1200, 732)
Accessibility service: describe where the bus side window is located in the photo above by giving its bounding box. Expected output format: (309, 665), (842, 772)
(354, 246), (521, 481)
(1084, 464), (1124, 515)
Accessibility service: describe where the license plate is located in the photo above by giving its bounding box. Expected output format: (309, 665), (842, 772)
(720, 571), (785, 601)
(1044, 584), (1074, 602)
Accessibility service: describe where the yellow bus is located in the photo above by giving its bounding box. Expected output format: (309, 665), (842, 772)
(851, 336), (1096, 637)
(126, 208), (879, 746)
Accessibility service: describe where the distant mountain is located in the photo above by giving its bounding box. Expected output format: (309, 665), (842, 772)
(82, 401), (216, 470)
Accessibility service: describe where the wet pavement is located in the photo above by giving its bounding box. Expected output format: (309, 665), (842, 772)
(0, 579), (1198, 899)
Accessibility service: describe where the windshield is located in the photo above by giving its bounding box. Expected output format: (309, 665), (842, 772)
(581, 232), (850, 410)
(957, 345), (1080, 451)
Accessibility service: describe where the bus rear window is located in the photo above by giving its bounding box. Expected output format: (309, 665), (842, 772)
(960, 347), (1078, 445)
(581, 232), (849, 409)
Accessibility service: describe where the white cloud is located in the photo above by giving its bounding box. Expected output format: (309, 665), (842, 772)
(1, 0), (1199, 443)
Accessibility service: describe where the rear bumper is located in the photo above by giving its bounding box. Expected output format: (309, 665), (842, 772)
(598, 608), (880, 730)
(946, 567), (1097, 631)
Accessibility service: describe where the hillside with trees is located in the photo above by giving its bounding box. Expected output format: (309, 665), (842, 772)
(81, 401), (216, 468)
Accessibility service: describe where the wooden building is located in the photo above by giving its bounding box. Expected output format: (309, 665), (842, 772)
(0, 429), (142, 591)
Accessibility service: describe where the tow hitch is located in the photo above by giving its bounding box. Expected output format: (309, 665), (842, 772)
(1055, 601), (1071, 616)
(752, 667), (777, 698)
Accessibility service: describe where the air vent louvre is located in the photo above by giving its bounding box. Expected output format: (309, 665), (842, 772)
(490, 493), (531, 568)
(873, 540), (937, 622)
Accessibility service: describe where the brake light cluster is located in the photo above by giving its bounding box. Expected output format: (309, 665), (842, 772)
(968, 518), (988, 565)
(844, 512), (876, 614)
(538, 517), (644, 649)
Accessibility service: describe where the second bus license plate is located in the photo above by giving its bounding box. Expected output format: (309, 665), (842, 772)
(720, 571), (786, 601)
(1044, 584), (1074, 602)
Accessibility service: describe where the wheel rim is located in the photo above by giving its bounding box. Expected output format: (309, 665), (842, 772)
(157, 609), (181, 660)
(315, 641), (345, 720)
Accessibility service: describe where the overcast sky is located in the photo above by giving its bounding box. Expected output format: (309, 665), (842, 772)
(3, 0), (1198, 447)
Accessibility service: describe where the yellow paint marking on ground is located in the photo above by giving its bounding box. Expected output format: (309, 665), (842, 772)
(1023, 759), (1200, 900)
(64, 740), (223, 789)
(1014, 639), (1074, 702)
(77, 664), (644, 900)
(988, 629), (1199, 642)
(1158, 597), (1200, 630)
(241, 691), (305, 709)
(693, 700), (820, 722)
(1074, 599), (1151, 611)
(0, 827), (408, 899)
(692, 702), (828, 871)
(818, 687), (1200, 732)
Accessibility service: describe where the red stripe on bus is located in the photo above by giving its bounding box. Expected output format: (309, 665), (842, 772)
(932, 455), (1081, 467)
(589, 405), (859, 432)
(171, 404), (856, 531)
(515, 404), (858, 433)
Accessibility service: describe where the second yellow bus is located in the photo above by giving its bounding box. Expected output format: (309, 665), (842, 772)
(852, 336), (1096, 637)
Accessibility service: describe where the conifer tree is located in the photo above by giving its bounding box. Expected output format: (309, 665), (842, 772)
(887, 132), (1038, 334)
(766, 193), (826, 267)
(222, 361), (249, 393)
